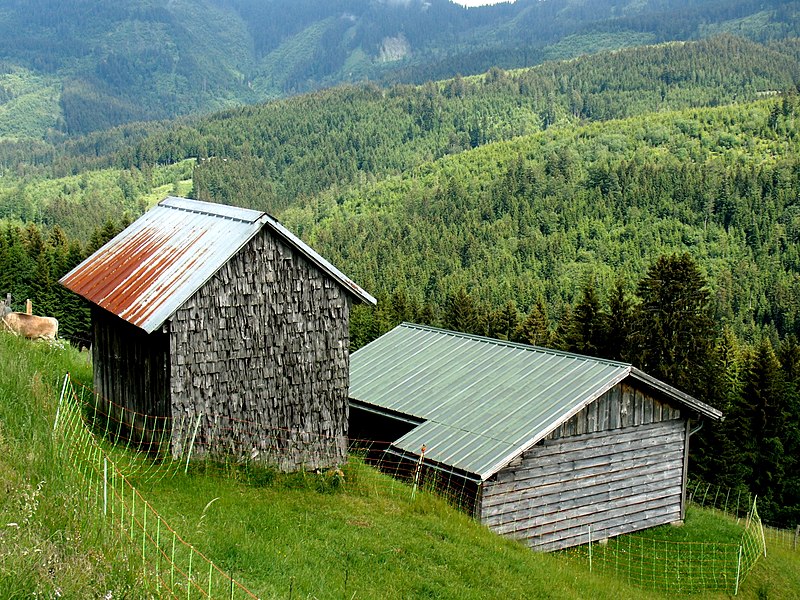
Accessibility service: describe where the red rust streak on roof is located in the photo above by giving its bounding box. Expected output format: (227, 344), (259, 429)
(62, 224), (209, 329)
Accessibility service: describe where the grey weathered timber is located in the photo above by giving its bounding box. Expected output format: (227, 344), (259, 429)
(92, 306), (170, 448)
(169, 230), (351, 470)
(481, 418), (686, 551)
(74, 198), (371, 472)
(546, 383), (680, 440)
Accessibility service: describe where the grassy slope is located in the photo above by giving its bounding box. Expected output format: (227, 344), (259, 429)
(0, 334), (148, 598)
(0, 332), (797, 598)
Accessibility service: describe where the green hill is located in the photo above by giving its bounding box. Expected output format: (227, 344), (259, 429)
(2, 34), (800, 535)
(1, 332), (798, 598)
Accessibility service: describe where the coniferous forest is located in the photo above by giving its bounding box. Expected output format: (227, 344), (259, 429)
(2, 28), (800, 525)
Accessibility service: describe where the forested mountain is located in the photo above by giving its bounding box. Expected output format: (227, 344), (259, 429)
(1, 0), (799, 139)
(3, 35), (799, 235)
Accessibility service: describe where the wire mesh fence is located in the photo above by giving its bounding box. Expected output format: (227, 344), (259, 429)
(687, 479), (754, 518)
(559, 495), (766, 595)
(55, 373), (794, 598)
(65, 375), (479, 511)
(54, 374), (260, 599)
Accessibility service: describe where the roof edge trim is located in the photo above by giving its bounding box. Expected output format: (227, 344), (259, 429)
(350, 398), (424, 426)
(629, 367), (723, 421)
(480, 366), (633, 481)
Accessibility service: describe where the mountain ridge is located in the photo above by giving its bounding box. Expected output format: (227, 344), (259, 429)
(1, 0), (798, 138)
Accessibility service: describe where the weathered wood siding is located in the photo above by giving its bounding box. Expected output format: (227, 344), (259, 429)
(169, 229), (350, 471)
(481, 384), (686, 552)
(546, 382), (681, 440)
(92, 306), (170, 446)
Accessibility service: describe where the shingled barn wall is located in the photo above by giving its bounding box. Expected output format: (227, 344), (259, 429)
(169, 228), (351, 471)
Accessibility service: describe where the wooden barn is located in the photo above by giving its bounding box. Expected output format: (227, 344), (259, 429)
(349, 323), (722, 551)
(60, 196), (375, 471)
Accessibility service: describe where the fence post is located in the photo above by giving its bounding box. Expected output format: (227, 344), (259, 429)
(53, 373), (70, 432)
(734, 543), (743, 596)
(142, 500), (147, 568)
(411, 445), (426, 501)
(588, 524), (593, 573)
(188, 546), (194, 600)
(794, 525), (799, 551)
(156, 519), (161, 594)
(185, 414), (203, 474)
(103, 458), (108, 517)
(171, 531), (176, 589)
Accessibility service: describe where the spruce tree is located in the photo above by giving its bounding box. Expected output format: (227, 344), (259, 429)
(515, 297), (550, 347)
(778, 335), (800, 524)
(490, 300), (519, 341)
(606, 278), (633, 362)
(632, 253), (715, 396)
(691, 326), (749, 490)
(444, 287), (481, 335)
(564, 281), (608, 357)
(743, 337), (786, 520)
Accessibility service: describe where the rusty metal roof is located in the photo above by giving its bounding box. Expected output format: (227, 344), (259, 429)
(60, 197), (375, 333)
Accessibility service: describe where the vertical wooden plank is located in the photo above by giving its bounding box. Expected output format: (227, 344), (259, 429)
(597, 392), (609, 432)
(680, 419), (691, 521)
(621, 384), (633, 427)
(586, 401), (597, 433)
(576, 408), (586, 436)
(608, 385), (621, 430)
(643, 393), (653, 425)
(633, 388), (644, 425)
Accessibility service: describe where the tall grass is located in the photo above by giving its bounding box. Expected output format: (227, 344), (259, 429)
(0, 333), (150, 598)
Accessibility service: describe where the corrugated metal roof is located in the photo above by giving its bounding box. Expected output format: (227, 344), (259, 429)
(60, 197), (375, 333)
(350, 323), (720, 481)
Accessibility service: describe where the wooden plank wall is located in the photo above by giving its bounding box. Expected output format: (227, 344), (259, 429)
(169, 229), (351, 471)
(481, 384), (686, 552)
(546, 383), (681, 440)
(92, 306), (170, 448)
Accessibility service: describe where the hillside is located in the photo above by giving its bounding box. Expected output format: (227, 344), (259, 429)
(3, 36), (799, 221)
(1, 332), (798, 598)
(0, 0), (799, 138)
(280, 97), (800, 338)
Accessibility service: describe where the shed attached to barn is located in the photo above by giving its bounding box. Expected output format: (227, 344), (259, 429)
(61, 196), (375, 470)
(349, 323), (722, 551)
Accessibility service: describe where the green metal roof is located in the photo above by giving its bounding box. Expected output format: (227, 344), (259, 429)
(349, 323), (721, 481)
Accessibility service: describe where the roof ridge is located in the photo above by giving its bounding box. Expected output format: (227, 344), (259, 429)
(160, 196), (266, 224)
(397, 322), (630, 368)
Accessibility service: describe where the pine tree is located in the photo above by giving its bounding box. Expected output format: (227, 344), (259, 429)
(444, 287), (480, 335)
(632, 253), (715, 396)
(515, 298), (550, 347)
